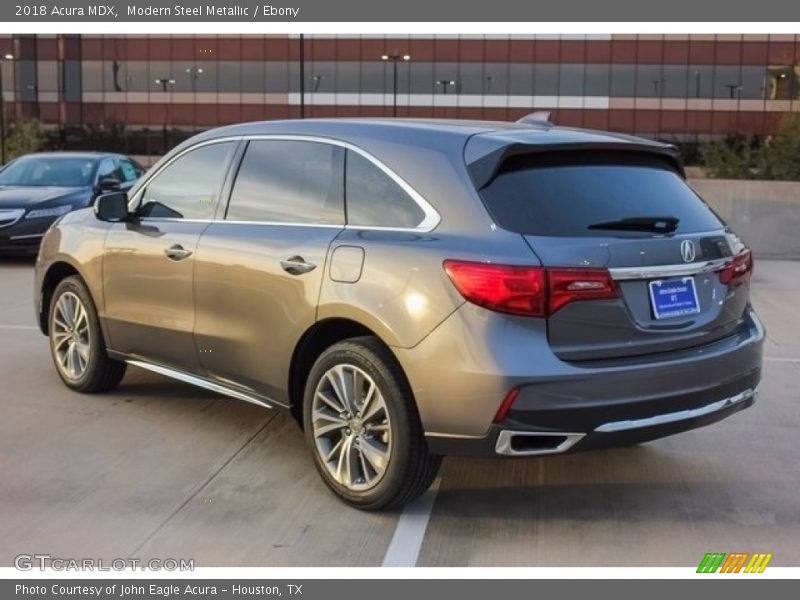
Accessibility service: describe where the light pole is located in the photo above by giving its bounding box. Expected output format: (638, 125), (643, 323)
(154, 77), (175, 154)
(184, 68), (203, 132)
(185, 67), (203, 93)
(381, 50), (410, 117)
(724, 83), (742, 100)
(436, 79), (456, 94)
(0, 53), (15, 165)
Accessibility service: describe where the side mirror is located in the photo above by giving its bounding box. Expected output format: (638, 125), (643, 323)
(94, 192), (129, 222)
(97, 177), (121, 192)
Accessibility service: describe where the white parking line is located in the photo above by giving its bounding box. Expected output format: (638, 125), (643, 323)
(763, 356), (800, 363)
(0, 324), (38, 330)
(382, 477), (441, 567)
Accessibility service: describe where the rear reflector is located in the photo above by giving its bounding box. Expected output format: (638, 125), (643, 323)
(719, 249), (753, 287)
(493, 388), (520, 423)
(443, 260), (618, 317)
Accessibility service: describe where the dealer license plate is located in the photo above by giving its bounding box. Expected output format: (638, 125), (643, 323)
(648, 277), (701, 319)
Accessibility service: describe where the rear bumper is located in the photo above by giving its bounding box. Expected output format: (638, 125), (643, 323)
(407, 304), (764, 457)
(427, 386), (757, 456)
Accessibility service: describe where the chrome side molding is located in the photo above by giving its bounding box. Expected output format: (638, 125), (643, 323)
(126, 359), (274, 410)
(594, 388), (755, 433)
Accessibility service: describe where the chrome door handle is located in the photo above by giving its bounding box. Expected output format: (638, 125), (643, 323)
(280, 256), (317, 275)
(164, 244), (193, 261)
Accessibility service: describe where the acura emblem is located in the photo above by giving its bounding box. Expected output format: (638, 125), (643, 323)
(680, 240), (696, 263)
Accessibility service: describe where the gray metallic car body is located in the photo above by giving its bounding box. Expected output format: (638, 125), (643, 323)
(34, 118), (764, 457)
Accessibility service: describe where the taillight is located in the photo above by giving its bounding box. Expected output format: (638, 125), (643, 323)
(443, 261), (547, 316)
(443, 260), (618, 317)
(719, 249), (753, 287)
(547, 268), (619, 314)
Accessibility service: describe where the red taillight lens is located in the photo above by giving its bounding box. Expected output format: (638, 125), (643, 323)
(443, 260), (547, 316)
(443, 260), (618, 317)
(547, 268), (619, 314)
(719, 249), (753, 287)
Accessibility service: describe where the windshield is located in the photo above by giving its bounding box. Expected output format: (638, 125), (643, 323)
(0, 156), (95, 187)
(478, 151), (724, 237)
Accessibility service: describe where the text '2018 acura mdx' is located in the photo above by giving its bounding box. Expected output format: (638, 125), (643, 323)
(34, 118), (764, 510)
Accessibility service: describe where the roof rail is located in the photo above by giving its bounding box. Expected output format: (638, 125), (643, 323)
(516, 111), (553, 126)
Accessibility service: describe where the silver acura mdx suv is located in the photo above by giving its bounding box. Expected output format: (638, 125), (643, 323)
(34, 118), (764, 510)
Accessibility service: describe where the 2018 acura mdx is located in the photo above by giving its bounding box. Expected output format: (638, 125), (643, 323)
(33, 118), (764, 510)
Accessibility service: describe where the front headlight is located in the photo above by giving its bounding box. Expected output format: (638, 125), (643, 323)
(25, 205), (72, 219)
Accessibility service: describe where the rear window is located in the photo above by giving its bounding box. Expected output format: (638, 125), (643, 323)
(478, 152), (723, 237)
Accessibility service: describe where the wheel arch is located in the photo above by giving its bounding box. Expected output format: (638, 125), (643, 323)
(38, 259), (102, 338)
(288, 318), (408, 426)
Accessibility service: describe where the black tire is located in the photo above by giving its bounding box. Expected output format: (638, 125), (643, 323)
(303, 336), (441, 511)
(48, 275), (126, 393)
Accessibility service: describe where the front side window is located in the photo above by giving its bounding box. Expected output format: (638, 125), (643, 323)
(118, 159), (143, 183)
(226, 140), (344, 225)
(138, 142), (235, 220)
(345, 150), (425, 229)
(96, 159), (117, 182)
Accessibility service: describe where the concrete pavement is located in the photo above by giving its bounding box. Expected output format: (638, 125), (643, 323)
(0, 257), (798, 567)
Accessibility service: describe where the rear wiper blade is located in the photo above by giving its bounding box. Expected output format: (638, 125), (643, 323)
(587, 216), (680, 233)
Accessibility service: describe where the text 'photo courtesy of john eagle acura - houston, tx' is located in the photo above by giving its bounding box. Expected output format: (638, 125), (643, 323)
(32, 116), (763, 510)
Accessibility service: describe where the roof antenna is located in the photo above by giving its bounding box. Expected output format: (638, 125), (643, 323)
(516, 111), (552, 126)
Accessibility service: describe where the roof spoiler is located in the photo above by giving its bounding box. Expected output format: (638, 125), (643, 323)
(515, 111), (553, 126)
(467, 141), (685, 190)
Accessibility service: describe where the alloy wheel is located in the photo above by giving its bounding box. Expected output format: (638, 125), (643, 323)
(51, 291), (91, 381)
(311, 364), (392, 492)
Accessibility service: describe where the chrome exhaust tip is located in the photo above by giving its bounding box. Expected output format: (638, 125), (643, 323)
(495, 430), (585, 456)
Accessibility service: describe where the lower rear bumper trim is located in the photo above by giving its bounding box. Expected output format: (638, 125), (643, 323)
(593, 388), (755, 433)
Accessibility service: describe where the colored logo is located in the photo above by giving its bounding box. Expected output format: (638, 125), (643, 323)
(697, 552), (773, 573)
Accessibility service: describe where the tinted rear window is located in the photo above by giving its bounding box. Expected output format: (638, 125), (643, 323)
(479, 152), (723, 237)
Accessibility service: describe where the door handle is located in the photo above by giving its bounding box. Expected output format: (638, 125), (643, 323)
(280, 256), (317, 275)
(164, 244), (193, 261)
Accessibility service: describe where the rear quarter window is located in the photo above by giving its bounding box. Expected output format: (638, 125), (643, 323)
(478, 151), (724, 237)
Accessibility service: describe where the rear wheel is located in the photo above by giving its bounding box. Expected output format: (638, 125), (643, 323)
(49, 276), (126, 393)
(303, 337), (440, 511)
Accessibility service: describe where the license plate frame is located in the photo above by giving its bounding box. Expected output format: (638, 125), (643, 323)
(648, 276), (701, 319)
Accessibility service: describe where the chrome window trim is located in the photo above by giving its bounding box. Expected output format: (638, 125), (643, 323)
(129, 216), (345, 229)
(594, 388), (755, 433)
(128, 134), (441, 233)
(609, 257), (731, 281)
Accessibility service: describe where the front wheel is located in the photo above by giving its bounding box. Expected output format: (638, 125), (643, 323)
(303, 337), (441, 511)
(48, 275), (127, 393)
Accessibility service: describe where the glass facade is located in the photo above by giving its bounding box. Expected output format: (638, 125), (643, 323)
(1, 34), (799, 154)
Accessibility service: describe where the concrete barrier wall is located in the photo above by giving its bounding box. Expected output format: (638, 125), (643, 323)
(689, 178), (800, 259)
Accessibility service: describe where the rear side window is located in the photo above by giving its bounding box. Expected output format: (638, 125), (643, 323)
(479, 152), (723, 237)
(345, 150), (425, 229)
(226, 140), (344, 225)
